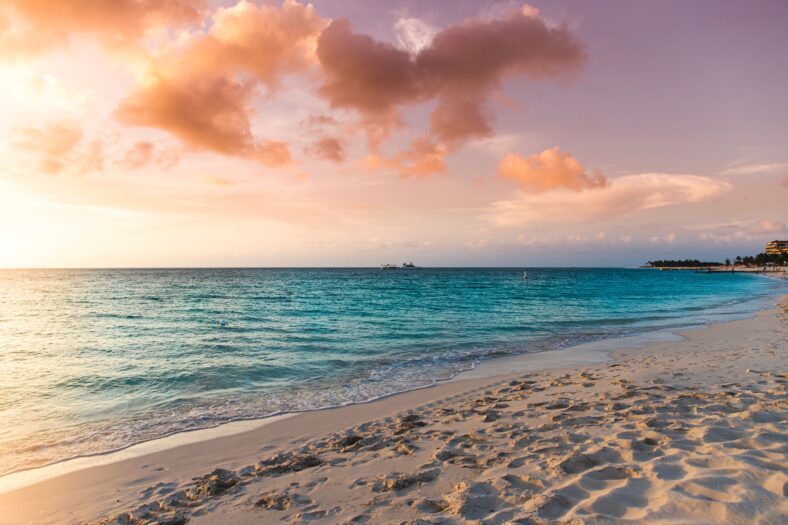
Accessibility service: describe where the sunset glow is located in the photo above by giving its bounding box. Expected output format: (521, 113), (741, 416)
(1, 0), (786, 267)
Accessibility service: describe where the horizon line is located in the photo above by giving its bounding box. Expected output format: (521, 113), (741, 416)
(0, 265), (641, 271)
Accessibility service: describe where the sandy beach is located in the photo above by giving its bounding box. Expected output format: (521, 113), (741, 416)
(3, 0), (787, 522)
(1, 298), (785, 525)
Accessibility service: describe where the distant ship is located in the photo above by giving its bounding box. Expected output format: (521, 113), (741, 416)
(380, 262), (419, 270)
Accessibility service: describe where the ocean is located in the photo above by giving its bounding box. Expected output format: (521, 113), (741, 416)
(0, 268), (783, 476)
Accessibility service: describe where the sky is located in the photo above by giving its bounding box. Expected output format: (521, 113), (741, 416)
(0, 0), (786, 268)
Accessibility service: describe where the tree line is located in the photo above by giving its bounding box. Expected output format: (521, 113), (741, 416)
(727, 252), (788, 266)
(647, 252), (788, 267)
(646, 259), (721, 267)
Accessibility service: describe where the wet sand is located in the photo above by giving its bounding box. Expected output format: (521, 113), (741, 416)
(1, 299), (785, 525)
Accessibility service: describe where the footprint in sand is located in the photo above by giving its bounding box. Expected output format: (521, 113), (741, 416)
(255, 492), (293, 510)
(535, 492), (576, 520)
(411, 497), (449, 513)
(558, 453), (599, 474)
(701, 425), (744, 443)
(444, 481), (505, 521)
(289, 509), (327, 521)
(588, 477), (652, 519)
(139, 481), (179, 499)
(762, 473), (788, 497)
(675, 476), (742, 503)
(499, 473), (544, 492)
(651, 459), (688, 481)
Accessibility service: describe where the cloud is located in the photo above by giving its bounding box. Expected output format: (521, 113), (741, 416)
(192, 0), (326, 87)
(116, 71), (292, 165)
(115, 0), (325, 165)
(316, 18), (419, 139)
(80, 140), (105, 174)
(15, 121), (81, 172)
(720, 162), (788, 176)
(116, 74), (260, 157)
(0, 0), (206, 57)
(316, 7), (584, 154)
(479, 2), (541, 22)
(255, 140), (292, 167)
(15, 120), (104, 175)
(10, 1), (583, 175)
(304, 137), (345, 163)
(486, 173), (731, 226)
(29, 2), (582, 174)
(362, 137), (447, 178)
(419, 10), (584, 145)
(649, 233), (676, 244)
(203, 175), (235, 187)
(302, 114), (340, 130)
(697, 219), (787, 244)
(429, 94), (494, 145)
(119, 141), (179, 170)
(745, 219), (786, 235)
(498, 147), (607, 192)
(519, 4), (541, 19)
(394, 17), (437, 55)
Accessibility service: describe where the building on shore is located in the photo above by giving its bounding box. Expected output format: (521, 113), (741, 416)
(765, 240), (788, 255)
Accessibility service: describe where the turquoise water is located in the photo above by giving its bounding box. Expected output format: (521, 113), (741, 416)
(0, 268), (783, 476)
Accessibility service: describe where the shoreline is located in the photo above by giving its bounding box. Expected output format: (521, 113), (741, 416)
(0, 329), (685, 493)
(0, 294), (785, 524)
(0, 290), (776, 493)
(0, 288), (780, 496)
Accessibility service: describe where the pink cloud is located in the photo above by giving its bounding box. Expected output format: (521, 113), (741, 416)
(419, 10), (585, 144)
(746, 219), (786, 235)
(195, 0), (325, 88)
(203, 175), (235, 187)
(649, 233), (677, 244)
(116, 74), (261, 158)
(115, 0), (325, 165)
(11, 1), (584, 176)
(254, 140), (292, 167)
(304, 137), (345, 163)
(362, 137), (447, 178)
(15, 120), (103, 175)
(302, 114), (340, 130)
(119, 141), (179, 170)
(317, 10), (584, 143)
(721, 162), (788, 176)
(697, 219), (787, 244)
(0, 0), (206, 57)
(486, 173), (731, 226)
(316, 7), (584, 173)
(498, 147), (607, 192)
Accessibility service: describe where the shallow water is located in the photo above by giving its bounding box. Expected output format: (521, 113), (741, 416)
(0, 268), (783, 475)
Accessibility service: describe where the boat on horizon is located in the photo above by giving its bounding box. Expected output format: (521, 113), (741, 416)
(380, 262), (420, 270)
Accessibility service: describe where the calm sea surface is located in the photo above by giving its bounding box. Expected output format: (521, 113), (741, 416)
(0, 268), (783, 476)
